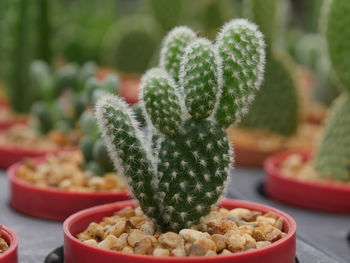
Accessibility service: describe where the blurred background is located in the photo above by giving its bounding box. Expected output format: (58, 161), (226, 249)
(0, 0), (337, 120)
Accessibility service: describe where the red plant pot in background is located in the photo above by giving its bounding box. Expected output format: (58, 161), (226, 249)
(64, 199), (297, 263)
(0, 226), (18, 263)
(119, 75), (140, 105)
(8, 160), (130, 221)
(235, 145), (281, 168)
(0, 118), (28, 131)
(265, 150), (350, 213)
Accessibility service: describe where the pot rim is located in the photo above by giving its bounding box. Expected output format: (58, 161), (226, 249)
(264, 149), (350, 192)
(8, 156), (129, 198)
(0, 226), (18, 260)
(64, 199), (296, 261)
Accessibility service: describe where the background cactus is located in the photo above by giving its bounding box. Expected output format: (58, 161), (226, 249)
(103, 15), (160, 76)
(3, 0), (53, 113)
(96, 19), (265, 231)
(240, 0), (299, 136)
(313, 0), (350, 182)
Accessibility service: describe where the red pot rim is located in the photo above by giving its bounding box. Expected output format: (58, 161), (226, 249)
(8, 156), (129, 198)
(0, 226), (18, 261)
(64, 199), (296, 262)
(264, 149), (350, 213)
(265, 149), (350, 192)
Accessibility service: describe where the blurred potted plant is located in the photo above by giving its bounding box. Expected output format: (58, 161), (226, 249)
(0, 225), (18, 263)
(265, 0), (350, 214)
(228, 0), (321, 167)
(8, 73), (133, 221)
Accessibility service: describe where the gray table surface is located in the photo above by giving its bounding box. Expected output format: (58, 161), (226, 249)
(1, 168), (349, 263)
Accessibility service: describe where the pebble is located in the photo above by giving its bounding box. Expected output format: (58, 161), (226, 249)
(159, 232), (184, 249)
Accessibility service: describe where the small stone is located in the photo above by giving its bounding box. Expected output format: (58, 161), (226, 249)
(111, 233), (128, 251)
(263, 225), (282, 242)
(252, 227), (267, 241)
(256, 216), (276, 225)
(238, 224), (254, 235)
(195, 238), (216, 252)
(187, 244), (206, 257)
(275, 218), (284, 230)
(159, 232), (184, 249)
(225, 230), (246, 252)
(134, 238), (154, 255)
(171, 246), (186, 257)
(83, 239), (98, 247)
(179, 229), (208, 243)
(116, 206), (135, 218)
(129, 216), (145, 228)
(121, 246), (134, 254)
(127, 229), (157, 247)
(211, 234), (227, 252)
(220, 249), (233, 255)
(139, 221), (155, 235)
(98, 235), (118, 249)
(256, 241), (272, 249)
(205, 250), (217, 256)
(104, 219), (127, 238)
(153, 247), (170, 257)
(243, 234), (256, 249)
(207, 219), (237, 235)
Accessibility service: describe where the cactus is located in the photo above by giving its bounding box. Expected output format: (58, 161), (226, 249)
(96, 19), (265, 231)
(4, 0), (53, 113)
(103, 16), (160, 75)
(149, 0), (184, 32)
(313, 0), (350, 182)
(240, 0), (299, 136)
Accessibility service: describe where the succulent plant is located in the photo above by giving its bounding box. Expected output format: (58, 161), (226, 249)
(149, 0), (184, 32)
(103, 16), (160, 75)
(96, 19), (265, 231)
(241, 0), (299, 136)
(313, 0), (350, 182)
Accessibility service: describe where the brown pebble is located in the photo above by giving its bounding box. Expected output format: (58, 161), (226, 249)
(159, 232), (184, 249)
(188, 244), (206, 256)
(134, 238), (154, 255)
(211, 234), (227, 252)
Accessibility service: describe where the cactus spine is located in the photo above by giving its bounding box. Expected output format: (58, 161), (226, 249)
(313, 0), (350, 182)
(96, 19), (265, 231)
(240, 0), (299, 136)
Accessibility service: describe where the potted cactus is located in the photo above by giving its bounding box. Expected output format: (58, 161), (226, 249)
(0, 225), (18, 263)
(8, 74), (132, 221)
(265, 0), (350, 213)
(227, 0), (321, 167)
(63, 19), (296, 262)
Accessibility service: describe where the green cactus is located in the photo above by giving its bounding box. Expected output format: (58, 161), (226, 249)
(103, 16), (160, 75)
(4, 0), (53, 113)
(313, 0), (350, 182)
(96, 19), (265, 231)
(149, 0), (184, 32)
(240, 0), (299, 136)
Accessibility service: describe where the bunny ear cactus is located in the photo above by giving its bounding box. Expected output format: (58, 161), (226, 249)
(240, 0), (299, 136)
(96, 19), (265, 231)
(313, 0), (350, 182)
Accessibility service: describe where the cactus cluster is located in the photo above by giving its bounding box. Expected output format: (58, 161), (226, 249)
(30, 61), (98, 134)
(240, 0), (299, 136)
(313, 0), (350, 182)
(96, 19), (265, 231)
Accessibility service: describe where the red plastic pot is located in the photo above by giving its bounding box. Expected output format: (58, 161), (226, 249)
(64, 199), (296, 263)
(235, 145), (281, 168)
(265, 150), (350, 213)
(119, 75), (140, 105)
(0, 118), (28, 131)
(8, 159), (130, 221)
(0, 226), (18, 263)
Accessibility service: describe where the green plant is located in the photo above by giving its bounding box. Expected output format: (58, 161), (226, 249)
(313, 0), (350, 182)
(103, 15), (160, 75)
(96, 19), (265, 231)
(240, 0), (299, 136)
(149, 0), (184, 32)
(4, 0), (53, 113)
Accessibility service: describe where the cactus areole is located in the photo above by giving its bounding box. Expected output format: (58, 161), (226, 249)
(96, 20), (265, 231)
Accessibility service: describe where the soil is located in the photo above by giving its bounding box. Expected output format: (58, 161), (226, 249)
(0, 124), (79, 152)
(77, 206), (287, 257)
(228, 122), (322, 153)
(17, 151), (127, 192)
